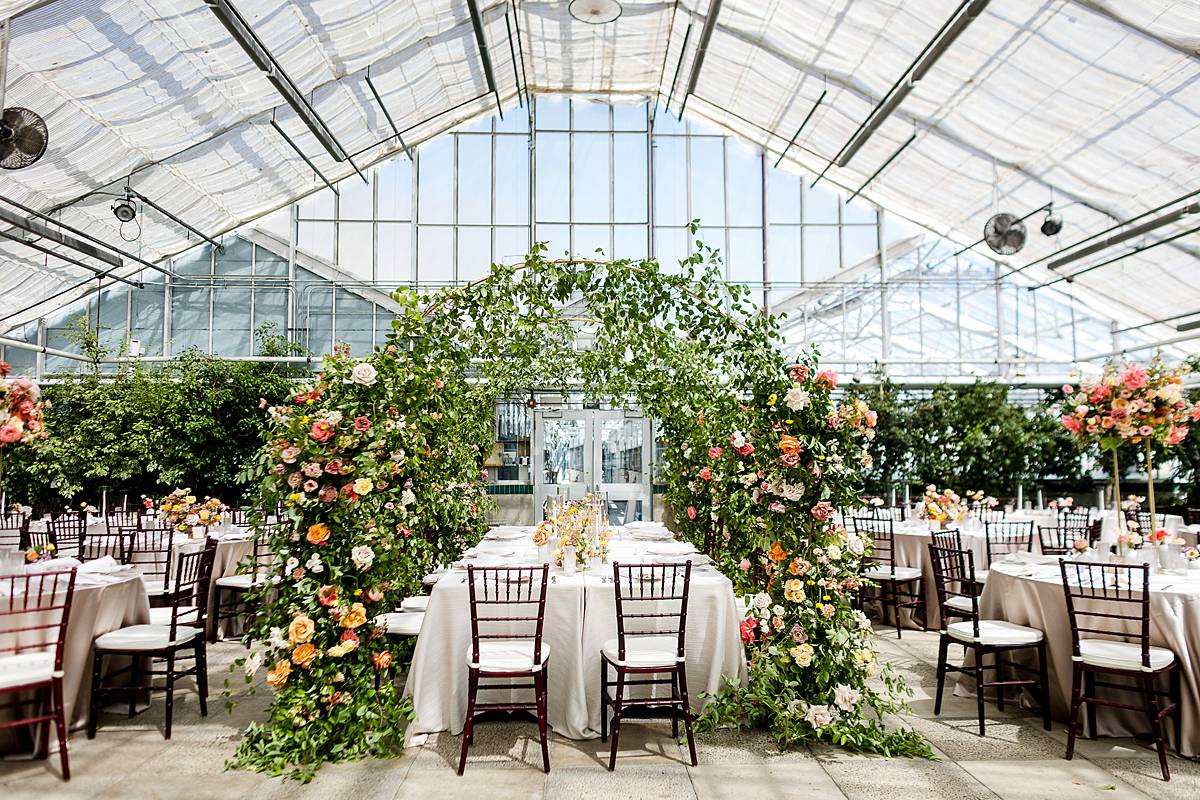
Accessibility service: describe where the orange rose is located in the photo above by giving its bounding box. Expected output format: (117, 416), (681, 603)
(265, 659), (291, 688)
(306, 522), (331, 545)
(291, 642), (318, 668)
(340, 602), (367, 629)
(288, 613), (315, 644)
(778, 434), (801, 455)
(768, 541), (788, 563)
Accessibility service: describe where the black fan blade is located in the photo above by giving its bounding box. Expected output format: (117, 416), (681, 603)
(11, 126), (46, 158)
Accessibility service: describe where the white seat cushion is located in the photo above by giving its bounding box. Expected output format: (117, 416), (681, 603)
(947, 619), (1043, 646)
(215, 573), (267, 590)
(863, 565), (921, 581)
(94, 624), (201, 651)
(141, 579), (167, 597)
(148, 605), (199, 626)
(975, 570), (990, 583)
(1078, 639), (1175, 672)
(943, 595), (976, 615)
(467, 639), (550, 673)
(0, 652), (59, 690)
(373, 612), (424, 637)
(601, 635), (682, 668)
(400, 596), (430, 612)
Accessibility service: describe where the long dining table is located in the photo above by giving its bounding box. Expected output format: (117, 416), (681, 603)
(404, 523), (748, 740)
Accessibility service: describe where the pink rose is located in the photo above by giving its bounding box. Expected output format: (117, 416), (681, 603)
(699, 467), (713, 481)
(790, 624), (807, 643)
(780, 452), (800, 467)
(815, 370), (838, 390)
(686, 506), (697, 520)
(302, 479), (318, 493)
(738, 558), (751, 571)
(280, 445), (301, 463)
(310, 421), (334, 442)
(768, 501), (786, 514)
(737, 443), (755, 456)
(708, 446), (723, 460)
(325, 459), (343, 475)
(0, 424), (21, 444)
(319, 485), (338, 503)
(811, 501), (835, 521)
(287, 472), (303, 488)
(353, 416), (372, 432)
(788, 365), (809, 382)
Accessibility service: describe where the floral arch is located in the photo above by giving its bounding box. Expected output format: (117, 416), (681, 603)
(232, 231), (929, 779)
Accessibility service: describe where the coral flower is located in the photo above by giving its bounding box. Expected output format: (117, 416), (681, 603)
(778, 434), (802, 455)
(265, 659), (291, 688)
(317, 585), (338, 607)
(340, 602), (368, 629)
(373, 650), (393, 670)
(310, 421), (335, 442)
(767, 541), (788, 563)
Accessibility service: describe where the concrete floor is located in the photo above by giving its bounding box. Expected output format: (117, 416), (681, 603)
(1, 627), (1193, 799)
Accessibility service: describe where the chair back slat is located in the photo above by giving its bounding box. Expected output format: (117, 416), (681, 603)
(929, 529), (962, 552)
(0, 569), (77, 669)
(969, 506), (1006, 523)
(465, 564), (549, 667)
(0, 522), (25, 550)
(105, 509), (142, 534)
(1059, 560), (1153, 669)
(227, 507), (251, 527)
(984, 520), (1034, 567)
(82, 529), (132, 563)
(851, 516), (897, 571)
(47, 514), (87, 559)
(1059, 508), (1092, 529)
(1039, 524), (1089, 556)
(612, 560), (692, 663)
(126, 526), (175, 587)
(928, 544), (979, 632)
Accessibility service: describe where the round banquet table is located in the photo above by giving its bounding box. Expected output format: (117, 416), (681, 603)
(0, 566), (149, 755)
(404, 525), (748, 740)
(959, 557), (1200, 757)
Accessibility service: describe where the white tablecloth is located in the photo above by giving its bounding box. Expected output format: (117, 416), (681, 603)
(404, 526), (747, 740)
(961, 557), (1200, 757)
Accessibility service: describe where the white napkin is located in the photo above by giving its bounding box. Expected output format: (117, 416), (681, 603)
(26, 556), (81, 573)
(643, 542), (694, 555)
(1001, 551), (1061, 566)
(78, 556), (122, 573)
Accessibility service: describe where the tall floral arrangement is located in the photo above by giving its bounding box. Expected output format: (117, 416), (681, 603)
(1061, 357), (1199, 545)
(231, 344), (491, 780)
(916, 486), (967, 527)
(0, 361), (46, 447)
(665, 362), (929, 755)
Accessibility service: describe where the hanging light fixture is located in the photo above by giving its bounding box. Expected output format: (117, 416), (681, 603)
(1040, 209), (1063, 236)
(110, 195), (136, 223)
(569, 0), (622, 24)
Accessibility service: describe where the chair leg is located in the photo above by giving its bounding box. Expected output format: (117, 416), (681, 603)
(1065, 662), (1083, 761)
(600, 659), (608, 742)
(995, 653), (1006, 712)
(164, 652), (176, 740)
(933, 634), (950, 716)
(1037, 642), (1051, 731)
(677, 665), (698, 767)
(1141, 674), (1169, 781)
(1169, 668), (1182, 755)
(457, 669), (478, 776)
(208, 589), (221, 644)
(195, 640), (209, 717)
(52, 677), (70, 781)
(890, 582), (902, 639)
(608, 668), (625, 771)
(129, 656), (141, 718)
(1084, 670), (1097, 740)
(87, 651), (102, 740)
(670, 671), (680, 739)
(36, 688), (50, 758)
(536, 667), (550, 774)
(973, 645), (986, 737)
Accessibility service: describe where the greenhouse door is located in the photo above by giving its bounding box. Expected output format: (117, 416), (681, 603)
(532, 409), (652, 523)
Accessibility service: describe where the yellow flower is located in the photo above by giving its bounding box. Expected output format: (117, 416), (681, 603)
(352, 478), (373, 495)
(288, 613), (315, 644)
(784, 579), (806, 603)
(326, 644), (348, 658)
(789, 643), (814, 667)
(340, 602), (367, 629)
(767, 393), (777, 406)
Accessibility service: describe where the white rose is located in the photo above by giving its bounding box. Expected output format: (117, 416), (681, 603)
(803, 704), (838, 729)
(730, 431), (746, 448)
(244, 652), (263, 678)
(784, 386), (810, 411)
(826, 544), (842, 561)
(752, 592), (771, 610)
(846, 534), (865, 556)
(305, 553), (324, 574)
(325, 410), (343, 425)
(400, 488), (417, 507)
(351, 545), (375, 571)
(351, 362), (378, 386)
(833, 684), (861, 711)
(267, 626), (288, 650)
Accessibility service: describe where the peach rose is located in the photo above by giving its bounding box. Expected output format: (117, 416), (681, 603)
(288, 613), (315, 644)
(306, 522), (331, 545)
(372, 650), (393, 670)
(340, 602), (367, 629)
(778, 434), (802, 455)
(291, 642), (318, 668)
(265, 659), (291, 688)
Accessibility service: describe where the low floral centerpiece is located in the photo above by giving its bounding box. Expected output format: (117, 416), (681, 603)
(25, 542), (55, 562)
(917, 486), (967, 528)
(159, 488), (227, 535)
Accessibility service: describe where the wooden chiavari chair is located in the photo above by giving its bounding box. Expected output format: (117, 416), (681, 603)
(211, 524), (277, 642)
(126, 526), (175, 606)
(0, 568), (77, 779)
(1059, 561), (1181, 781)
(851, 516), (923, 637)
(984, 520), (1034, 573)
(89, 539), (215, 740)
(601, 560), (696, 771)
(104, 508), (141, 535)
(47, 514), (86, 560)
(929, 544), (1049, 737)
(458, 564), (550, 775)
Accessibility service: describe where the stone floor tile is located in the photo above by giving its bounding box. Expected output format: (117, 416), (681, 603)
(957, 759), (1151, 800)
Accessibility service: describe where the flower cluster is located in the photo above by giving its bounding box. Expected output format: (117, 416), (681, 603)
(545, 495), (609, 569)
(917, 486), (967, 525)
(1060, 357), (1199, 448)
(158, 488), (227, 533)
(1046, 496), (1074, 510)
(25, 542), (55, 562)
(965, 490), (997, 509)
(0, 361), (46, 447)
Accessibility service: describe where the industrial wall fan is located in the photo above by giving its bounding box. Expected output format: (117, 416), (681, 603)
(983, 212), (1026, 255)
(0, 106), (48, 169)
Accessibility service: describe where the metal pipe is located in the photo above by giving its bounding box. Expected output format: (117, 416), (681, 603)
(1046, 200), (1200, 271)
(845, 131), (915, 203)
(773, 87), (826, 169)
(0, 335), (93, 363)
(503, 10), (523, 109)
(364, 69), (412, 161)
(1037, 222), (1200, 289)
(466, 0), (504, 118)
(680, 0), (723, 117)
(270, 119), (339, 196)
(127, 189), (224, 254)
(0, 205), (120, 268)
(663, 22), (693, 116)
(0, 230), (141, 289)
